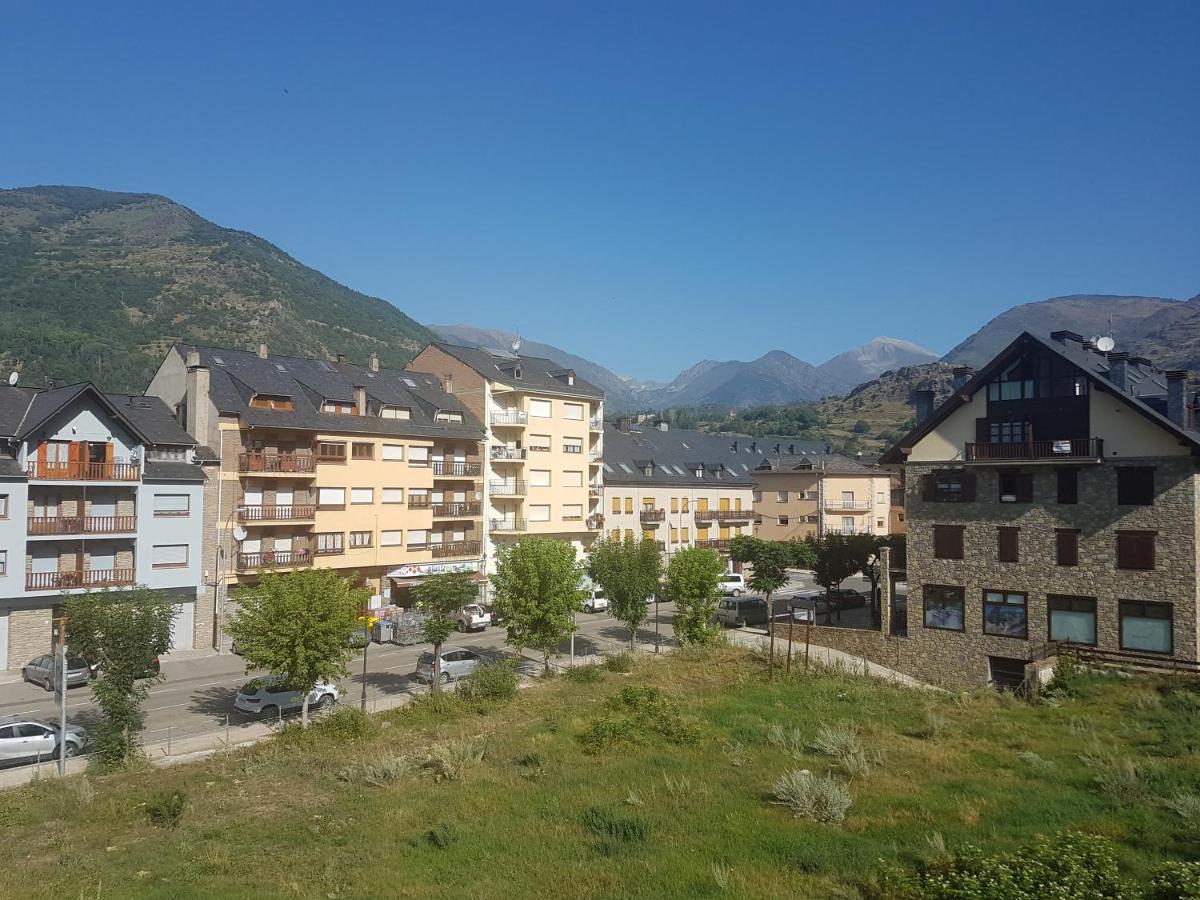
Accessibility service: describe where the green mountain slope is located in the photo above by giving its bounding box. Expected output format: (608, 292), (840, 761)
(0, 185), (434, 391)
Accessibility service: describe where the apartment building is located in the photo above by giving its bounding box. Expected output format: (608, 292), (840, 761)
(879, 330), (1200, 686)
(406, 344), (604, 577)
(0, 382), (206, 672)
(147, 343), (485, 642)
(601, 421), (755, 561)
(752, 451), (893, 541)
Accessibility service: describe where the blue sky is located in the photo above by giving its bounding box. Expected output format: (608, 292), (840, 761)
(4, 1), (1198, 380)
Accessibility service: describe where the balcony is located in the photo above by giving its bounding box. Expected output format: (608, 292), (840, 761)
(27, 568), (135, 591)
(431, 540), (482, 559)
(27, 515), (137, 535)
(822, 500), (871, 512)
(489, 481), (527, 497)
(26, 461), (140, 482)
(490, 410), (528, 427)
(490, 518), (528, 533)
(235, 549), (314, 571)
(640, 508), (665, 523)
(237, 453), (316, 475)
(695, 539), (732, 550)
(589, 417), (603, 430)
(964, 438), (1104, 464)
(694, 509), (752, 523)
(490, 446), (527, 462)
(237, 504), (316, 523)
(589, 451), (603, 463)
(433, 502), (482, 518)
(588, 484), (602, 496)
(432, 460), (482, 477)
(586, 514), (604, 530)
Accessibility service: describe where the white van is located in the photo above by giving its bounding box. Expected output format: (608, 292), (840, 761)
(719, 573), (746, 597)
(584, 588), (609, 613)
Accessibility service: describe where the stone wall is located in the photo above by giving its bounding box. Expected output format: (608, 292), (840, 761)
(7, 607), (52, 669)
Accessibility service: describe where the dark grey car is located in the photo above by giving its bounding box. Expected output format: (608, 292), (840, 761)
(713, 597), (770, 628)
(22, 655), (92, 691)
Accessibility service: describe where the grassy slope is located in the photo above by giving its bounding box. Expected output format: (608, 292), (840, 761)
(1, 647), (1196, 899)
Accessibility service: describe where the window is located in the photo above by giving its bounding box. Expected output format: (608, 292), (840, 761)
(409, 489), (430, 507)
(1057, 468), (1078, 505)
(530, 469), (551, 487)
(777, 515), (788, 526)
(249, 394), (293, 410)
(529, 504), (551, 522)
(435, 411), (464, 424)
(998, 471), (1033, 503)
(563, 437), (583, 454)
(351, 487), (374, 505)
(932, 525), (964, 560)
(681, 497), (689, 512)
(562, 470), (583, 488)
(1117, 467), (1154, 505)
(1119, 601), (1172, 654)
(997, 527), (1019, 563)
(381, 530), (402, 547)
(563, 504), (583, 521)
(1048, 595), (1096, 645)
(148, 447), (187, 461)
(317, 442), (346, 463)
(317, 487), (346, 508)
(153, 494), (190, 517)
(751, 491), (761, 503)
(0, 549), (7, 575)
(352, 442), (374, 460)
(381, 406), (411, 420)
(407, 529), (428, 548)
(316, 532), (344, 555)
(1116, 530), (1156, 570)
(529, 434), (551, 452)
(382, 488), (404, 504)
(408, 446), (429, 467)
(611, 497), (620, 514)
(921, 471), (976, 502)
(776, 491), (788, 503)
(529, 399), (552, 418)
(322, 400), (356, 415)
(983, 590), (1027, 638)
(669, 526), (678, 543)
(151, 544), (189, 568)
(0, 494), (8, 518)
(924, 585), (965, 631)
(563, 402), (584, 421)
(624, 497), (633, 514)
(1056, 529), (1079, 566)
(988, 421), (1030, 443)
(382, 444), (404, 461)
(350, 531), (373, 549)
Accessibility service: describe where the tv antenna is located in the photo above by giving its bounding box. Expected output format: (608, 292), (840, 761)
(511, 333), (521, 355)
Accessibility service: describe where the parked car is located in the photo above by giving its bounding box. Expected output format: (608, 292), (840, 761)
(713, 596), (770, 628)
(0, 717), (88, 762)
(456, 604), (491, 632)
(719, 573), (746, 597)
(416, 647), (483, 684)
(233, 677), (339, 718)
(21, 655), (92, 691)
(583, 588), (609, 613)
(85, 655), (160, 680)
(825, 588), (866, 610)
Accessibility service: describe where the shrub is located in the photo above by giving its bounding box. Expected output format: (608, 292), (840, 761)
(767, 722), (805, 758)
(336, 752), (410, 786)
(581, 806), (650, 844)
(565, 664), (603, 683)
(1080, 752), (1144, 803)
(459, 660), (520, 702)
(1165, 791), (1200, 823)
(918, 710), (947, 739)
(422, 735), (486, 782)
(722, 740), (749, 767)
(580, 685), (699, 752)
(514, 752), (545, 781)
(315, 706), (376, 740)
(607, 685), (662, 712)
(603, 653), (635, 673)
(144, 790), (187, 828)
(1017, 750), (1057, 773)
(809, 722), (870, 777)
(1147, 861), (1200, 900)
(578, 717), (639, 754)
(426, 823), (459, 849)
(772, 770), (852, 824)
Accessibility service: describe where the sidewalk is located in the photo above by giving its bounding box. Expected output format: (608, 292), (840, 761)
(725, 628), (937, 690)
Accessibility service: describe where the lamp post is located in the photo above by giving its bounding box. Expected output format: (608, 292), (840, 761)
(358, 609), (374, 712)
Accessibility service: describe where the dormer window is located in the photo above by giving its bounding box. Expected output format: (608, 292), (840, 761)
(435, 411), (463, 424)
(249, 394), (293, 410)
(323, 400), (356, 415)
(381, 406), (411, 420)
(694, 468), (702, 478)
(643, 465), (653, 477)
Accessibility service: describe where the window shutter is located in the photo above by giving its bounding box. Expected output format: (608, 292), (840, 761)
(960, 473), (977, 502)
(933, 525), (964, 560)
(1056, 530), (1078, 566)
(1015, 473), (1034, 503)
(1057, 468), (1078, 505)
(921, 474), (936, 502)
(1117, 531), (1156, 570)
(998, 527), (1019, 563)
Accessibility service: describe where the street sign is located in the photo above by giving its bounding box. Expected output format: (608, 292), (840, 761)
(792, 606), (815, 623)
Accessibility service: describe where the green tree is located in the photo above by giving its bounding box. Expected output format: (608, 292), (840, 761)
(787, 537), (819, 570)
(63, 588), (175, 766)
(812, 534), (859, 625)
(730, 535), (793, 679)
(846, 534), (886, 625)
(491, 538), (585, 672)
(665, 547), (725, 646)
(227, 569), (367, 727)
(586, 535), (663, 649)
(412, 571), (479, 693)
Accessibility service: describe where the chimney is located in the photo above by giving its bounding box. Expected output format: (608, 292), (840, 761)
(1107, 353), (1130, 392)
(336, 352), (346, 364)
(1167, 371), (1188, 427)
(914, 388), (935, 424)
(658, 421), (668, 431)
(1050, 330), (1084, 345)
(951, 366), (974, 390)
(788, 444), (795, 454)
(443, 374), (454, 394)
(750, 441), (756, 454)
(257, 342), (268, 359)
(185, 351), (211, 448)
(354, 384), (367, 416)
(732, 440), (738, 452)
(369, 352), (380, 373)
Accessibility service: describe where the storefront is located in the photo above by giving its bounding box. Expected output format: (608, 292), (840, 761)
(385, 558), (486, 609)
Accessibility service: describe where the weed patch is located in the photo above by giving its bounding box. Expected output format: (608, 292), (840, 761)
(422, 735), (486, 782)
(772, 770), (852, 824)
(144, 790), (186, 828)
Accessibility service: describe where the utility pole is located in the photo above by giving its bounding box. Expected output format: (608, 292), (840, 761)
(56, 616), (68, 776)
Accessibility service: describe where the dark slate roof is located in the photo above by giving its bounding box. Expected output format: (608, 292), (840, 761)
(601, 424), (757, 487)
(0, 458), (25, 478)
(106, 394), (197, 446)
(753, 453), (883, 475)
(144, 461), (206, 483)
(175, 344), (485, 440)
(0, 386), (42, 436)
(880, 331), (1200, 464)
(747, 436), (832, 455)
(428, 342), (604, 400)
(0, 383), (197, 449)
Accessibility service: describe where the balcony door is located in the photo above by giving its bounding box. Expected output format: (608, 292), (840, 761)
(90, 492), (115, 518)
(243, 487), (264, 509)
(30, 546), (58, 574)
(89, 543), (115, 573)
(32, 494), (61, 518)
(719, 498), (730, 512)
(274, 488), (293, 509)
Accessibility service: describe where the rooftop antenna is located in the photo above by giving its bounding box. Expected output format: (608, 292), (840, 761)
(1095, 335), (1115, 353)
(511, 333), (521, 356)
(7, 372), (17, 386)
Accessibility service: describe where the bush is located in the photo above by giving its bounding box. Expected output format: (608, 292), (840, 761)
(1165, 791), (1200, 823)
(459, 660), (520, 702)
(1080, 752), (1144, 803)
(1147, 861), (1200, 900)
(144, 790), (187, 828)
(1017, 750), (1057, 773)
(426, 823), (459, 849)
(336, 752), (410, 786)
(772, 770), (852, 824)
(565, 664), (603, 684)
(603, 653), (635, 673)
(316, 706), (376, 740)
(422, 735), (486, 782)
(607, 685), (662, 712)
(578, 717), (639, 754)
(583, 685), (700, 750)
(809, 722), (869, 776)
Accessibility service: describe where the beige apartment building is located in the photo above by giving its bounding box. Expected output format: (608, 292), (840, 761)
(407, 344), (604, 579)
(601, 421), (755, 562)
(752, 452), (893, 541)
(147, 343), (486, 645)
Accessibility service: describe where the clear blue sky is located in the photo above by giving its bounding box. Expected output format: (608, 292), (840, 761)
(4, 1), (1198, 380)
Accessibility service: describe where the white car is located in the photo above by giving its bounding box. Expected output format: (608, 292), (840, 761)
(456, 604), (491, 632)
(0, 717), (88, 763)
(719, 573), (746, 596)
(234, 677), (339, 717)
(583, 589), (609, 613)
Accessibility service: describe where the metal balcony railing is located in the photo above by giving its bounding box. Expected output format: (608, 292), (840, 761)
(431, 540), (482, 559)
(639, 508), (665, 523)
(490, 410), (528, 426)
(432, 502), (482, 517)
(235, 549), (314, 570)
(694, 509), (752, 522)
(490, 446), (527, 461)
(489, 481), (527, 496)
(695, 539), (732, 550)
(432, 460), (482, 477)
(823, 500), (871, 512)
(490, 518), (528, 532)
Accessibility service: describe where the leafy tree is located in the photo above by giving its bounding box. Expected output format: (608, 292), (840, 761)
(491, 538), (585, 672)
(412, 571), (479, 693)
(63, 588), (174, 766)
(228, 569), (367, 727)
(812, 534), (859, 624)
(787, 537), (818, 570)
(665, 547), (726, 646)
(730, 535), (793, 678)
(851, 419), (871, 434)
(846, 534), (886, 625)
(586, 535), (662, 649)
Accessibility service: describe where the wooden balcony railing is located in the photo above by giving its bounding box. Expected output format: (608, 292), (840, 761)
(431, 540), (482, 559)
(237, 504), (316, 522)
(236, 453), (316, 474)
(235, 549), (314, 571)
(489, 481), (527, 497)
(639, 508), (665, 523)
(26, 461), (140, 481)
(27, 568), (135, 591)
(490, 518), (528, 532)
(964, 438), (1103, 462)
(432, 502), (482, 518)
(694, 509), (752, 522)
(432, 461), (482, 477)
(27, 515), (137, 535)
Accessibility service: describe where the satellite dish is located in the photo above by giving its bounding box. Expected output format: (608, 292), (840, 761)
(232, 526), (248, 542)
(1095, 336), (1116, 352)
(7, 372), (17, 386)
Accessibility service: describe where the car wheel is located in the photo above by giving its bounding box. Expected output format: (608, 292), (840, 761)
(439, 672), (451, 685)
(315, 693), (334, 709)
(260, 704), (279, 720)
(64, 742), (81, 759)
(43, 677), (54, 693)
(734, 618), (745, 628)
(731, 589), (742, 597)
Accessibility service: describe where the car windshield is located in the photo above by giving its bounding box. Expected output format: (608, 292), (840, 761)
(721, 576), (739, 583)
(417, 653), (434, 665)
(240, 678), (279, 695)
(593, 590), (605, 599)
(67, 658), (90, 670)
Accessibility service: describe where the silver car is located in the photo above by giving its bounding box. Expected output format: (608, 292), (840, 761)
(22, 655), (92, 691)
(233, 677), (339, 717)
(0, 717), (88, 763)
(416, 647), (482, 684)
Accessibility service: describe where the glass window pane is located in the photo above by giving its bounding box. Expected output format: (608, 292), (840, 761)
(1050, 609), (1096, 644)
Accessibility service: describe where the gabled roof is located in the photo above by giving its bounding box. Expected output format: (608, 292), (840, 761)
(0, 382), (195, 448)
(601, 424), (757, 487)
(879, 331), (1200, 464)
(753, 453), (883, 476)
(425, 342), (604, 400)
